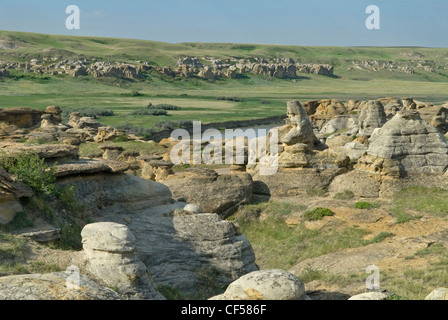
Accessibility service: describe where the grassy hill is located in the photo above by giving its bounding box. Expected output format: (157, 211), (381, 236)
(1, 30), (448, 133)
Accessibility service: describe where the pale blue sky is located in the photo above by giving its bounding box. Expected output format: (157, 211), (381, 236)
(0, 0), (447, 47)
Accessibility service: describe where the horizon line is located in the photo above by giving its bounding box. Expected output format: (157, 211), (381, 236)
(1, 29), (447, 49)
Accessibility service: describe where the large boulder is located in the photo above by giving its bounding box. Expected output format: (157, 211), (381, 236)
(210, 269), (307, 300)
(367, 110), (448, 174)
(358, 100), (387, 137)
(162, 168), (253, 218)
(81, 222), (165, 300)
(425, 288), (448, 300)
(56, 172), (173, 214)
(95, 207), (259, 296)
(252, 168), (346, 197)
(319, 116), (358, 136)
(0, 108), (44, 128)
(311, 99), (347, 123)
(0, 142), (78, 161)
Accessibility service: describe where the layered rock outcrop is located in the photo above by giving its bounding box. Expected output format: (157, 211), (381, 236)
(162, 167), (253, 218)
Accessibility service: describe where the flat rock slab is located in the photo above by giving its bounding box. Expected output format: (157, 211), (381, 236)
(55, 159), (129, 177)
(0, 142), (78, 159)
(20, 228), (61, 242)
(0, 272), (122, 300)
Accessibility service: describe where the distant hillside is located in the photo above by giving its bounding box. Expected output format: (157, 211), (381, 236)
(1, 30), (448, 82)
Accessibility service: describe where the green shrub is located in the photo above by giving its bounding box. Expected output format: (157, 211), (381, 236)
(131, 108), (168, 116)
(147, 103), (182, 110)
(113, 134), (129, 142)
(303, 207), (335, 221)
(369, 232), (394, 243)
(354, 201), (378, 210)
(0, 151), (57, 195)
(216, 96), (243, 102)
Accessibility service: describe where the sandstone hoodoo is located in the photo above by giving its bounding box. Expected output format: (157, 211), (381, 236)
(367, 110), (448, 174)
(357, 100), (388, 137)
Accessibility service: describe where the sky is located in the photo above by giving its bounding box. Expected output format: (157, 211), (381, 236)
(0, 0), (447, 47)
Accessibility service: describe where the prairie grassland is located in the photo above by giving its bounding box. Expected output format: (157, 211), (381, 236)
(1, 30), (448, 131)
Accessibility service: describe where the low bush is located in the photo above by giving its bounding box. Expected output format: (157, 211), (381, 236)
(0, 151), (57, 195)
(147, 103), (182, 110)
(216, 96), (243, 102)
(303, 207), (335, 221)
(131, 108), (168, 116)
(354, 201), (378, 210)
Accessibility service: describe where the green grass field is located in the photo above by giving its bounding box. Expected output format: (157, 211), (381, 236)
(1, 30), (448, 132)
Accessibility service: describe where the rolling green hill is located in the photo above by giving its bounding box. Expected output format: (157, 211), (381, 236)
(1, 30), (447, 133)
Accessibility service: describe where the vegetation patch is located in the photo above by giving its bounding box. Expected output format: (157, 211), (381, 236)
(236, 216), (371, 269)
(147, 103), (182, 110)
(303, 207), (334, 221)
(234, 201), (307, 221)
(0, 151), (57, 195)
(393, 186), (448, 217)
(354, 201), (379, 210)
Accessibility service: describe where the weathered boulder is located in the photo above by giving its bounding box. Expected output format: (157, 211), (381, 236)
(184, 203), (201, 213)
(94, 206), (259, 296)
(425, 288), (448, 300)
(94, 126), (125, 143)
(0, 142), (78, 161)
(332, 142), (369, 163)
(252, 168), (346, 197)
(81, 222), (165, 300)
(367, 110), (448, 174)
(57, 172), (173, 214)
(54, 159), (129, 177)
(198, 66), (215, 80)
(418, 105), (448, 134)
(100, 145), (124, 161)
(20, 227), (61, 243)
(328, 170), (382, 198)
(311, 99), (347, 123)
(377, 97), (403, 118)
(0, 272), (122, 300)
(210, 269), (307, 300)
(319, 116), (358, 136)
(357, 100), (387, 137)
(140, 160), (174, 182)
(45, 106), (62, 124)
(326, 135), (353, 149)
(0, 108), (44, 128)
(162, 168), (253, 218)
(348, 292), (389, 300)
